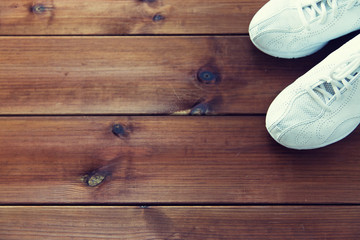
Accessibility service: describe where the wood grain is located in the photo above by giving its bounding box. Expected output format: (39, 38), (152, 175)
(0, 36), (345, 115)
(3, 0), (359, 237)
(0, 206), (359, 239)
(0, 116), (360, 204)
(0, 0), (266, 35)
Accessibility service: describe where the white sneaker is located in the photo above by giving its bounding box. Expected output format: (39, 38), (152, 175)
(266, 34), (360, 149)
(249, 0), (360, 58)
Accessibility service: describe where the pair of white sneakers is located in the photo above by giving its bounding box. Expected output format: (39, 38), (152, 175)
(249, 0), (360, 150)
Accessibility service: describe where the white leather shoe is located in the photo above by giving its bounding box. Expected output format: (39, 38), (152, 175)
(266, 34), (360, 149)
(249, 0), (360, 58)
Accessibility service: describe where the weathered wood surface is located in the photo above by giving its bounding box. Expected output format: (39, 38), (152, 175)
(0, 0), (266, 35)
(0, 36), (346, 115)
(1, 206), (359, 239)
(0, 116), (359, 204)
(3, 0), (359, 238)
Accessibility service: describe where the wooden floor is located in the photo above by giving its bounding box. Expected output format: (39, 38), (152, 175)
(1, 0), (360, 239)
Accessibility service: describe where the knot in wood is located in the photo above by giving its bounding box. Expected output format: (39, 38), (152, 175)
(82, 172), (106, 187)
(153, 14), (165, 22)
(112, 124), (126, 137)
(32, 4), (46, 14)
(197, 69), (220, 84)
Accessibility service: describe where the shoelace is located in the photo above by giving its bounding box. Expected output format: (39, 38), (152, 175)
(306, 52), (360, 110)
(298, 0), (359, 30)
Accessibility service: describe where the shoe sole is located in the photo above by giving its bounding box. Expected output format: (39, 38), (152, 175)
(251, 39), (329, 59)
(268, 122), (360, 150)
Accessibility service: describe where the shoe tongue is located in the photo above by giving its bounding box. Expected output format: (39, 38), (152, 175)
(323, 82), (336, 94)
(313, 82), (336, 103)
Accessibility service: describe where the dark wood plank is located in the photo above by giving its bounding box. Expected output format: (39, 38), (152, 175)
(0, 36), (340, 115)
(0, 0), (266, 35)
(1, 206), (359, 239)
(0, 116), (360, 203)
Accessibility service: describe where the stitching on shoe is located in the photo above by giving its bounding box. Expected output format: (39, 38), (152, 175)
(251, 8), (304, 43)
(268, 90), (304, 130)
(289, 5), (346, 49)
(352, 16), (360, 29)
(295, 124), (314, 146)
(261, 6), (343, 51)
(276, 63), (359, 143)
(324, 116), (360, 144)
(276, 99), (326, 141)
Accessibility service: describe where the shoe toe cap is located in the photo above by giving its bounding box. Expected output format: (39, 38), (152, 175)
(266, 90), (324, 150)
(249, 0), (303, 54)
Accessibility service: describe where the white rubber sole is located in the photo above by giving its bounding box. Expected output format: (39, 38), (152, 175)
(268, 123), (360, 150)
(251, 40), (329, 59)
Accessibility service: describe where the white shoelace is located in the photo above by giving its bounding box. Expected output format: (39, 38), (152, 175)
(306, 52), (360, 110)
(298, 0), (359, 30)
